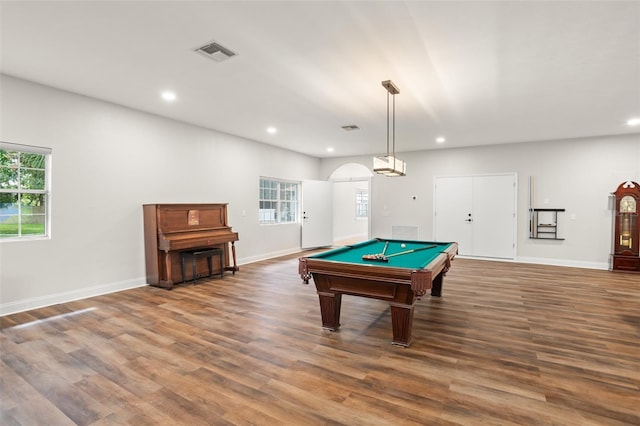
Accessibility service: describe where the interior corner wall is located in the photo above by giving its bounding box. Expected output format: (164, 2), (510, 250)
(320, 134), (640, 269)
(0, 75), (321, 315)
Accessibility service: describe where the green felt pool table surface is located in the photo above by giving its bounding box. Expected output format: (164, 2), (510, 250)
(310, 238), (455, 270)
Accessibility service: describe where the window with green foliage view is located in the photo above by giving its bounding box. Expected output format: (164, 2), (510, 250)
(0, 142), (51, 240)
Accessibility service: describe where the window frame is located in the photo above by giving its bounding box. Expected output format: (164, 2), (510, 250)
(259, 177), (300, 225)
(0, 141), (52, 242)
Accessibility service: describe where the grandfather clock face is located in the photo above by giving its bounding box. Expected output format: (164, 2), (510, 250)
(619, 195), (636, 213)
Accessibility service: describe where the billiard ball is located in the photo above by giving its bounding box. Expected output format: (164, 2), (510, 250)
(401, 243), (406, 248)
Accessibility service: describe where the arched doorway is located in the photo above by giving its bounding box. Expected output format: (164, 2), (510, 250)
(329, 163), (373, 246)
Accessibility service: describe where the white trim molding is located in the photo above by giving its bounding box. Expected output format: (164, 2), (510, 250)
(1, 278), (147, 317)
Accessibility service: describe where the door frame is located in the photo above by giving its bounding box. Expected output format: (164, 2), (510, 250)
(330, 177), (372, 244)
(433, 173), (517, 259)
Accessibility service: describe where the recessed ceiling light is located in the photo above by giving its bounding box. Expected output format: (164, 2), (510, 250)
(327, 147), (335, 153)
(161, 91), (176, 102)
(436, 136), (446, 144)
(627, 117), (640, 127)
(266, 126), (277, 134)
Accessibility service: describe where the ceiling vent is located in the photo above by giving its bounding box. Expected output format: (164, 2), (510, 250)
(194, 41), (236, 62)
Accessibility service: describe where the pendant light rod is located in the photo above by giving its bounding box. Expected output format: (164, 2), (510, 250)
(392, 92), (396, 158)
(382, 80), (400, 157)
(374, 80), (406, 177)
(386, 89), (390, 157)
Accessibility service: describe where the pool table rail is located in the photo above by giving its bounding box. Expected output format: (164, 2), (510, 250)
(299, 252), (453, 298)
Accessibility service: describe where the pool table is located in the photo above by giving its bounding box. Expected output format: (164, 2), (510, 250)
(299, 238), (458, 347)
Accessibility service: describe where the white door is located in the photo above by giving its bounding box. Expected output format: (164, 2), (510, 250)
(434, 177), (474, 255)
(472, 175), (516, 258)
(434, 174), (516, 259)
(301, 180), (334, 249)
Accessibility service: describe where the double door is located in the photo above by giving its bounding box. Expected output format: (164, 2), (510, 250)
(434, 174), (516, 259)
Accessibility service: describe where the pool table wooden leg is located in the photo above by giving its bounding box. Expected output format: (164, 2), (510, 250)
(389, 302), (414, 347)
(317, 292), (341, 331)
(431, 271), (444, 297)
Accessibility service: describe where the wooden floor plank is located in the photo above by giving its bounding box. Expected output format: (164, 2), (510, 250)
(1, 254), (639, 425)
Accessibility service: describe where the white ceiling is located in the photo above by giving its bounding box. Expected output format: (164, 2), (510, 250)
(1, 1), (639, 158)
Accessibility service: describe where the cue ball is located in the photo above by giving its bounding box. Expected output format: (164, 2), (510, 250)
(401, 243), (406, 248)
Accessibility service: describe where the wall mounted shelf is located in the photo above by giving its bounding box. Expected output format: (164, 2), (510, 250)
(530, 208), (565, 240)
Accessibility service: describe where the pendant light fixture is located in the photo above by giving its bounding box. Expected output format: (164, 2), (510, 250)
(373, 80), (406, 177)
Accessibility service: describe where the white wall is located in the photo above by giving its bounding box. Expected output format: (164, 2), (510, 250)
(320, 134), (640, 269)
(0, 75), (321, 314)
(2, 74), (638, 315)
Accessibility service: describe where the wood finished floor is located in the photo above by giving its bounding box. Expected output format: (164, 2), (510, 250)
(1, 254), (639, 425)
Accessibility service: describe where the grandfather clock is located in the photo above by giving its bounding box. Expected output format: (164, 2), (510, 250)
(611, 181), (640, 272)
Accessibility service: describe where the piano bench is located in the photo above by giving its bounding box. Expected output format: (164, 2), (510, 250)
(181, 248), (224, 283)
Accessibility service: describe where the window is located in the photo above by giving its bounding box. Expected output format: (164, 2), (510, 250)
(356, 190), (368, 219)
(0, 142), (51, 240)
(259, 178), (299, 224)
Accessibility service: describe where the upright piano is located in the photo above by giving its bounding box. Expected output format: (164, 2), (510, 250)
(143, 203), (239, 288)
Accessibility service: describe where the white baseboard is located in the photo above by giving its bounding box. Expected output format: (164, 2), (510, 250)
(457, 255), (609, 270)
(2, 248), (307, 317)
(515, 257), (609, 270)
(0, 278), (147, 317)
(457, 255), (609, 271)
(237, 247), (305, 265)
